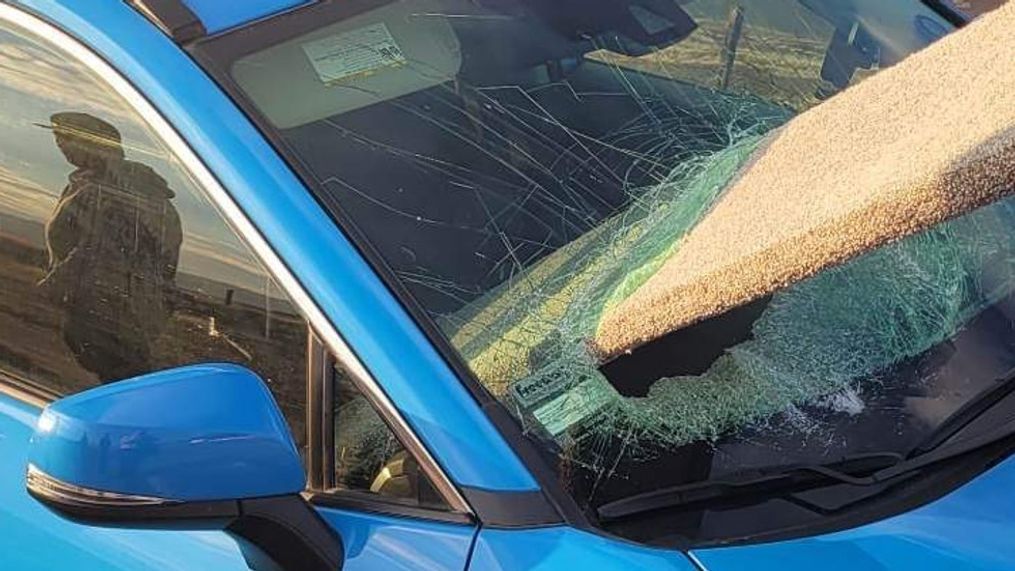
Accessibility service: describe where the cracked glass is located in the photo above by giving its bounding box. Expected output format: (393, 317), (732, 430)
(190, 0), (1015, 541)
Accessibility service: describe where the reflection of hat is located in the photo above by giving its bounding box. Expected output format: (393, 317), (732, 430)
(34, 112), (122, 149)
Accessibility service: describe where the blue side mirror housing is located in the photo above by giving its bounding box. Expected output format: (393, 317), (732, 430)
(26, 363), (342, 571)
(28, 363), (304, 503)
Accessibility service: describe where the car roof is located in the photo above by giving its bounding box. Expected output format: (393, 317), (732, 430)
(178, 0), (310, 34)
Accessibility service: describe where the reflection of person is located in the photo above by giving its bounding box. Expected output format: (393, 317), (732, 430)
(37, 112), (182, 382)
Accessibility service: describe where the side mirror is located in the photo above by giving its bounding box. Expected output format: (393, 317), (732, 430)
(26, 363), (342, 571)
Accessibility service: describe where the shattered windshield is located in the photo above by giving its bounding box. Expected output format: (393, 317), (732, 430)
(186, 0), (1015, 542)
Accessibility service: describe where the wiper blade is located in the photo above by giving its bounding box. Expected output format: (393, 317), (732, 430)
(598, 412), (1015, 522)
(597, 452), (902, 522)
(908, 365), (1015, 458)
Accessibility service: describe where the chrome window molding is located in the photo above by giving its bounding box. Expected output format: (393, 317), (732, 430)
(0, 371), (54, 409)
(0, 3), (471, 516)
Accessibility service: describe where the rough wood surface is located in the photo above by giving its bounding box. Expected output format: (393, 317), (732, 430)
(595, 3), (1015, 360)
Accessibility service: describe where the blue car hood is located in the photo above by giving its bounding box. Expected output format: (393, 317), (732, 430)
(691, 454), (1015, 571)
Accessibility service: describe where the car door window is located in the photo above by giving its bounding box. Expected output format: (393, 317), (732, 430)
(331, 365), (449, 509)
(0, 13), (458, 518)
(0, 19), (308, 445)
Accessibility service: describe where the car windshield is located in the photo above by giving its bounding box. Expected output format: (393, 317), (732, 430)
(187, 0), (1015, 542)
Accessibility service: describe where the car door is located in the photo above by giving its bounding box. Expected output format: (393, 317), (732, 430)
(0, 3), (478, 568)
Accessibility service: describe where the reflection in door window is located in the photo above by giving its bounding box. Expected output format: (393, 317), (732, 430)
(0, 23), (309, 446)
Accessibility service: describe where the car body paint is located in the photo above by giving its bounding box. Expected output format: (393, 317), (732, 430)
(317, 506), (476, 570)
(0, 393), (282, 571)
(29, 364), (305, 501)
(468, 526), (698, 571)
(179, 0), (311, 34)
(470, 456), (1015, 571)
(691, 454), (1015, 571)
(12, 0), (537, 492)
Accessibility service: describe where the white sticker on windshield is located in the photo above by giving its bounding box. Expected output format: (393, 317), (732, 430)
(302, 23), (407, 85)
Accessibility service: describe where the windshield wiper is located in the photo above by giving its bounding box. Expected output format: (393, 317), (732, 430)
(599, 399), (1015, 522)
(908, 365), (1015, 457)
(597, 452), (903, 521)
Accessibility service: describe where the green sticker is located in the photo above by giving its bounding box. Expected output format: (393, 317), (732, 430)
(509, 371), (570, 408)
(532, 379), (613, 436)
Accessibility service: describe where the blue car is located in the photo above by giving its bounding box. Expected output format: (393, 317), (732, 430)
(0, 0), (1012, 569)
